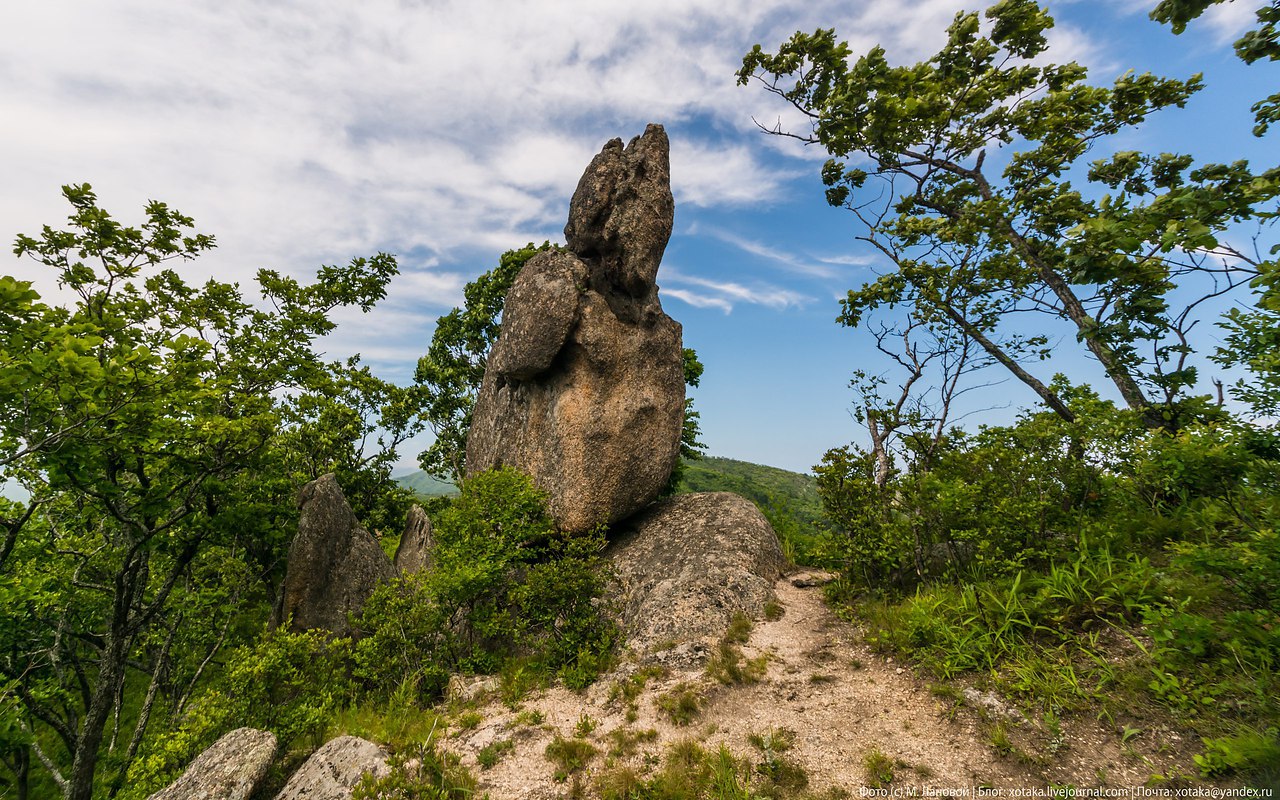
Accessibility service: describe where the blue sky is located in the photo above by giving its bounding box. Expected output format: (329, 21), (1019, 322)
(1, 0), (1275, 475)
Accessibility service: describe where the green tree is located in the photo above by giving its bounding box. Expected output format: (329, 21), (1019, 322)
(739, 0), (1278, 429)
(415, 243), (551, 481)
(0, 185), (401, 800)
(1152, 0), (1280, 135)
(664, 346), (707, 495)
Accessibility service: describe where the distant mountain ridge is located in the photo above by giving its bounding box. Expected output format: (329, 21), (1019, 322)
(395, 456), (819, 505)
(676, 455), (823, 528)
(394, 470), (458, 497)
(394, 456), (827, 564)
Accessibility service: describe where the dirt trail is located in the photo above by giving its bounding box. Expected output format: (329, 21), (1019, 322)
(444, 574), (1188, 798)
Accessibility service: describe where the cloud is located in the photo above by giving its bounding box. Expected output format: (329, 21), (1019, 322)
(672, 139), (800, 207)
(1200, 1), (1258, 44)
(690, 223), (840, 278)
(663, 288), (734, 314)
(663, 270), (810, 313)
(0, 0), (1108, 342)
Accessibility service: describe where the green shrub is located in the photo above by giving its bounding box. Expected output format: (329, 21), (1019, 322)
(477, 738), (514, 770)
(657, 683), (704, 725)
(544, 735), (598, 781)
(1193, 728), (1280, 779)
(354, 467), (618, 697)
(123, 628), (352, 798)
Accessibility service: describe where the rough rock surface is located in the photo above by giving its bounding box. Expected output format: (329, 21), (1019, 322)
(393, 504), (434, 574)
(466, 124), (684, 533)
(604, 492), (787, 660)
(273, 474), (395, 636)
(275, 735), (391, 800)
(147, 727), (276, 800)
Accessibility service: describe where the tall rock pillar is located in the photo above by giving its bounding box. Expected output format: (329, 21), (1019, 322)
(466, 124), (685, 532)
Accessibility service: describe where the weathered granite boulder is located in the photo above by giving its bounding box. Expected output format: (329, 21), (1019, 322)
(605, 492), (787, 661)
(275, 735), (390, 800)
(466, 124), (684, 533)
(393, 504), (434, 574)
(147, 727), (276, 800)
(273, 474), (395, 636)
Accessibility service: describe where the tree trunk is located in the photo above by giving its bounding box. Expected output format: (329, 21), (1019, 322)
(937, 303), (1077, 424)
(865, 405), (893, 488)
(65, 630), (125, 800)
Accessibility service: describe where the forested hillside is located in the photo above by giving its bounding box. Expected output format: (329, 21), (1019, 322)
(394, 470), (458, 498)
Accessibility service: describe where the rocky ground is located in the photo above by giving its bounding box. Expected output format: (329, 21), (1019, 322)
(441, 573), (1202, 799)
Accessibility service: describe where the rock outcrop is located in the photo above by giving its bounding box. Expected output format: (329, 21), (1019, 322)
(393, 504), (434, 574)
(273, 474), (395, 637)
(466, 124), (685, 533)
(275, 735), (390, 799)
(147, 727), (276, 800)
(605, 492), (787, 661)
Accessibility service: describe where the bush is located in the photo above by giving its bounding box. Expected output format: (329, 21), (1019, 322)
(123, 628), (352, 797)
(355, 467), (617, 696)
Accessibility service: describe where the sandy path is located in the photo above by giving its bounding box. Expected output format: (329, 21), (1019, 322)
(443, 574), (1188, 798)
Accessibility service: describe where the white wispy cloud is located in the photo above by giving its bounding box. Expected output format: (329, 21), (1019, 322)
(0, 0), (1110, 388)
(663, 270), (810, 313)
(690, 223), (842, 278)
(663, 288), (735, 314)
(1200, 1), (1258, 44)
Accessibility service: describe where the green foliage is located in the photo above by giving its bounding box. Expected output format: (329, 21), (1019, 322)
(1153, 0), (1280, 134)
(328, 681), (442, 752)
(604, 726), (658, 759)
(1, 184), (410, 800)
(706, 614), (768, 686)
(354, 467), (618, 696)
(836, 404), (1280, 775)
(862, 748), (896, 789)
(741, 0), (1277, 425)
(1193, 728), (1280, 779)
(749, 728), (808, 798)
(544, 735), (598, 781)
(597, 740), (754, 800)
(123, 629), (353, 798)
(664, 349), (709, 496)
(476, 738), (514, 770)
(352, 734), (477, 800)
(817, 391), (1126, 588)
(218, 629), (353, 751)
(656, 684), (704, 726)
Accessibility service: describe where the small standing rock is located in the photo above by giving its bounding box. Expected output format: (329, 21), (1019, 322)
(393, 504), (435, 574)
(272, 474), (396, 637)
(606, 492), (786, 661)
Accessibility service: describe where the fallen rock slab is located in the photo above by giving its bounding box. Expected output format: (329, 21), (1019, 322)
(275, 735), (391, 800)
(789, 570), (838, 588)
(605, 492), (786, 661)
(147, 727), (276, 800)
